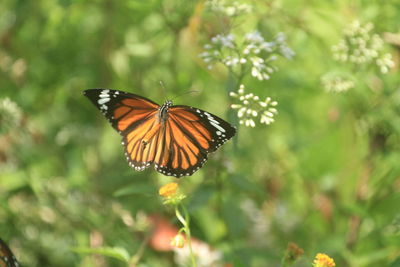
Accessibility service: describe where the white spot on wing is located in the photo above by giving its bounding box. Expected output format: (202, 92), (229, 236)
(100, 90), (110, 98)
(203, 112), (226, 132)
(210, 121), (226, 133)
(98, 98), (110, 105)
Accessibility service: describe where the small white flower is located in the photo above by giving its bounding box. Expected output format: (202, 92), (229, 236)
(243, 31), (275, 54)
(249, 57), (271, 81)
(229, 92), (238, 97)
(321, 74), (355, 93)
(206, 0), (252, 18)
(376, 53), (395, 73)
(0, 97), (22, 134)
(174, 239), (223, 267)
(260, 114), (275, 125)
(245, 31), (264, 43)
(240, 199), (269, 245)
(332, 20), (393, 73)
(279, 44), (295, 59)
(200, 30), (293, 81)
(230, 84), (278, 127)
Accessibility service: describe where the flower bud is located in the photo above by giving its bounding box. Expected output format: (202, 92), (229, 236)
(170, 234), (185, 248)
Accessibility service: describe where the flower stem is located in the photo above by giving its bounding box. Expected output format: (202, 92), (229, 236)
(129, 231), (151, 267)
(175, 204), (197, 267)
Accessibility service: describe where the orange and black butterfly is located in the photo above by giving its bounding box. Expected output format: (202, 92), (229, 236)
(0, 239), (19, 267)
(84, 89), (236, 178)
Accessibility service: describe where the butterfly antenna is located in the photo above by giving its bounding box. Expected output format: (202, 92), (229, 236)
(159, 81), (168, 102)
(171, 90), (200, 102)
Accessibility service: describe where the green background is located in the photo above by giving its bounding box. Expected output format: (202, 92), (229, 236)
(0, 0), (399, 266)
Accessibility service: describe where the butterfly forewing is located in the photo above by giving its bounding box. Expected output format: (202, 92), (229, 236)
(83, 89), (236, 177)
(172, 106), (236, 151)
(0, 239), (20, 267)
(83, 89), (160, 134)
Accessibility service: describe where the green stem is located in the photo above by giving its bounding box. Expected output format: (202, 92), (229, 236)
(175, 204), (197, 267)
(129, 231), (150, 267)
(280, 255), (290, 267)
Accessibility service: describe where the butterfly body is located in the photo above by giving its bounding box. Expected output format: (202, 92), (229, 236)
(157, 100), (172, 123)
(84, 89), (236, 178)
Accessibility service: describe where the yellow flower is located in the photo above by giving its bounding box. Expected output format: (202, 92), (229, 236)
(159, 183), (186, 205)
(313, 253), (335, 267)
(170, 234), (185, 248)
(159, 182), (178, 197)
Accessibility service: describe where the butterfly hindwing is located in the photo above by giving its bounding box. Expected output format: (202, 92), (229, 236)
(122, 113), (161, 171)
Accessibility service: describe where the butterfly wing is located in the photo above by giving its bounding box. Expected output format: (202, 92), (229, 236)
(154, 105), (236, 177)
(83, 89), (160, 135)
(122, 110), (164, 171)
(0, 239), (20, 267)
(84, 89), (236, 177)
(84, 89), (161, 171)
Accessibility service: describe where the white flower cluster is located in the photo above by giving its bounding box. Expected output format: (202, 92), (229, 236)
(230, 84), (278, 127)
(321, 74), (355, 93)
(275, 32), (296, 60)
(174, 239), (223, 267)
(332, 20), (394, 73)
(240, 199), (269, 245)
(200, 32), (294, 81)
(205, 0), (252, 17)
(376, 53), (395, 73)
(0, 97), (22, 134)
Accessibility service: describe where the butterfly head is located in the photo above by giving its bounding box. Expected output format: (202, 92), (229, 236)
(158, 100), (173, 123)
(165, 100), (173, 107)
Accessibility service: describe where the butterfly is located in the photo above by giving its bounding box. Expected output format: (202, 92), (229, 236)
(83, 89), (236, 177)
(0, 238), (20, 267)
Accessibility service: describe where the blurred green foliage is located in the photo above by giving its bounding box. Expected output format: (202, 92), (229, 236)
(1, 0), (399, 266)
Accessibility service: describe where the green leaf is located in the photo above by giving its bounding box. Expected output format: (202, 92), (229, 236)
(113, 183), (156, 197)
(389, 257), (400, 267)
(72, 246), (130, 262)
